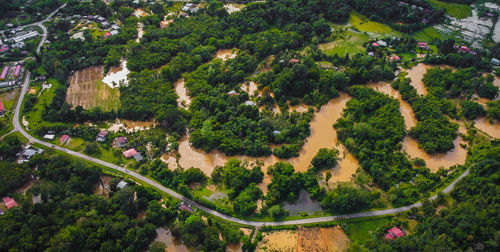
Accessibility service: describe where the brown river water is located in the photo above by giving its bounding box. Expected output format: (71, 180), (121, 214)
(162, 92), (359, 192)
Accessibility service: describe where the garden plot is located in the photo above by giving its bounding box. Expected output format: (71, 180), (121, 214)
(66, 65), (120, 111)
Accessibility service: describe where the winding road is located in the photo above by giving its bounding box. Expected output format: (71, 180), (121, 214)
(7, 4), (471, 227)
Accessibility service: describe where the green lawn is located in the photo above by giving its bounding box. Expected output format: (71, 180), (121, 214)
(95, 80), (121, 112)
(344, 216), (393, 245)
(319, 30), (369, 56)
(348, 11), (400, 37)
(413, 26), (446, 41)
(23, 78), (69, 132)
(427, 0), (472, 19)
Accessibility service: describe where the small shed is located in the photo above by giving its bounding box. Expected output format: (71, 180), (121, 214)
(43, 134), (55, 140)
(117, 181), (128, 189)
(133, 152), (144, 162)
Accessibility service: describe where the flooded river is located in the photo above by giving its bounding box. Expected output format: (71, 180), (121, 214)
(174, 78), (191, 108)
(474, 117), (500, 138)
(162, 92), (359, 191)
(403, 63), (430, 96)
(366, 82), (417, 129)
(155, 228), (190, 252)
(215, 49), (237, 61)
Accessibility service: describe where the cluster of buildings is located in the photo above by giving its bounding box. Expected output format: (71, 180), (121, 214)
(17, 144), (44, 164)
(0, 62), (24, 88)
(1, 27), (40, 52)
(95, 130), (144, 162)
(66, 13), (120, 39)
(180, 3), (200, 17)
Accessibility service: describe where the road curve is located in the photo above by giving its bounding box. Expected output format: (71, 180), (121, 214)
(9, 6), (471, 227)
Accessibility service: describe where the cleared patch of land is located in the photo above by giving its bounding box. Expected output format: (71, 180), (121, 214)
(344, 216), (392, 246)
(66, 65), (120, 111)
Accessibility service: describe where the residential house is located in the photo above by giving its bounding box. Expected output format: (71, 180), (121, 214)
(2, 197), (18, 209)
(123, 148), (138, 158)
(12, 42), (25, 49)
(244, 100), (256, 106)
(22, 149), (37, 159)
(114, 136), (128, 148)
(227, 90), (239, 96)
(104, 32), (112, 39)
(60, 134), (70, 144)
(390, 55), (401, 61)
(372, 42), (380, 47)
(101, 21), (110, 28)
(491, 58), (500, 66)
(0, 102), (4, 115)
(459, 46), (471, 53)
(418, 42), (427, 48)
(13, 65), (21, 77)
(0, 44), (8, 53)
(35, 76), (46, 81)
(96, 131), (108, 142)
(377, 40), (387, 47)
(289, 58), (299, 63)
(385, 227), (405, 239)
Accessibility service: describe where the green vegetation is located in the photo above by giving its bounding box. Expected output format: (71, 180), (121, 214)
(310, 148), (339, 171)
(319, 30), (369, 56)
(362, 141), (500, 251)
(344, 216), (393, 246)
(427, 0), (472, 19)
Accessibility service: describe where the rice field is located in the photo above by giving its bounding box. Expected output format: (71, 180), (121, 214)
(427, 0), (472, 19)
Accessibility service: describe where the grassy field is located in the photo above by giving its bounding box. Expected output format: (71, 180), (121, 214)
(95, 80), (121, 111)
(319, 30), (369, 56)
(344, 216), (393, 245)
(427, 0), (472, 19)
(348, 11), (400, 37)
(23, 78), (69, 132)
(413, 26), (446, 41)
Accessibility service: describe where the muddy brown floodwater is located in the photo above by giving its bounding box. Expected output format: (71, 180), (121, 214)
(403, 63), (431, 96)
(474, 117), (500, 138)
(162, 92), (359, 193)
(215, 48), (237, 61)
(155, 228), (189, 252)
(366, 82), (417, 129)
(174, 78), (191, 108)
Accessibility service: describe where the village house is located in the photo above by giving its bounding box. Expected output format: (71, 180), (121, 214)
(43, 134), (55, 140)
(96, 131), (109, 142)
(1, 66), (9, 80)
(289, 58), (299, 63)
(2, 197), (18, 209)
(491, 58), (500, 66)
(0, 102), (4, 116)
(123, 148), (138, 159)
(385, 227), (405, 239)
(114, 136), (128, 148)
(60, 134), (70, 144)
(227, 90), (239, 96)
(0, 44), (8, 53)
(244, 100), (256, 106)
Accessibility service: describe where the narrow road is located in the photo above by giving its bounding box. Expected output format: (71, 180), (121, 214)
(7, 4), (471, 227)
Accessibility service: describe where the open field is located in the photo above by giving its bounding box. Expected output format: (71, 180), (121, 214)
(319, 30), (369, 56)
(413, 26), (446, 41)
(66, 65), (120, 111)
(348, 11), (400, 37)
(344, 216), (393, 246)
(24, 78), (68, 131)
(427, 0), (472, 19)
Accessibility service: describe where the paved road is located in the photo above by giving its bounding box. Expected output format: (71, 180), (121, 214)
(7, 4), (471, 227)
(1, 4), (65, 34)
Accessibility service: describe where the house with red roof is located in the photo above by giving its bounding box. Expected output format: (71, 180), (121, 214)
(0, 101), (4, 115)
(104, 32), (112, 38)
(2, 197), (18, 209)
(385, 227), (405, 240)
(123, 148), (138, 158)
(459, 46), (471, 53)
(289, 58), (299, 63)
(0, 44), (8, 53)
(60, 134), (70, 144)
(371, 42), (380, 47)
(390, 55), (401, 62)
(418, 42), (427, 48)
